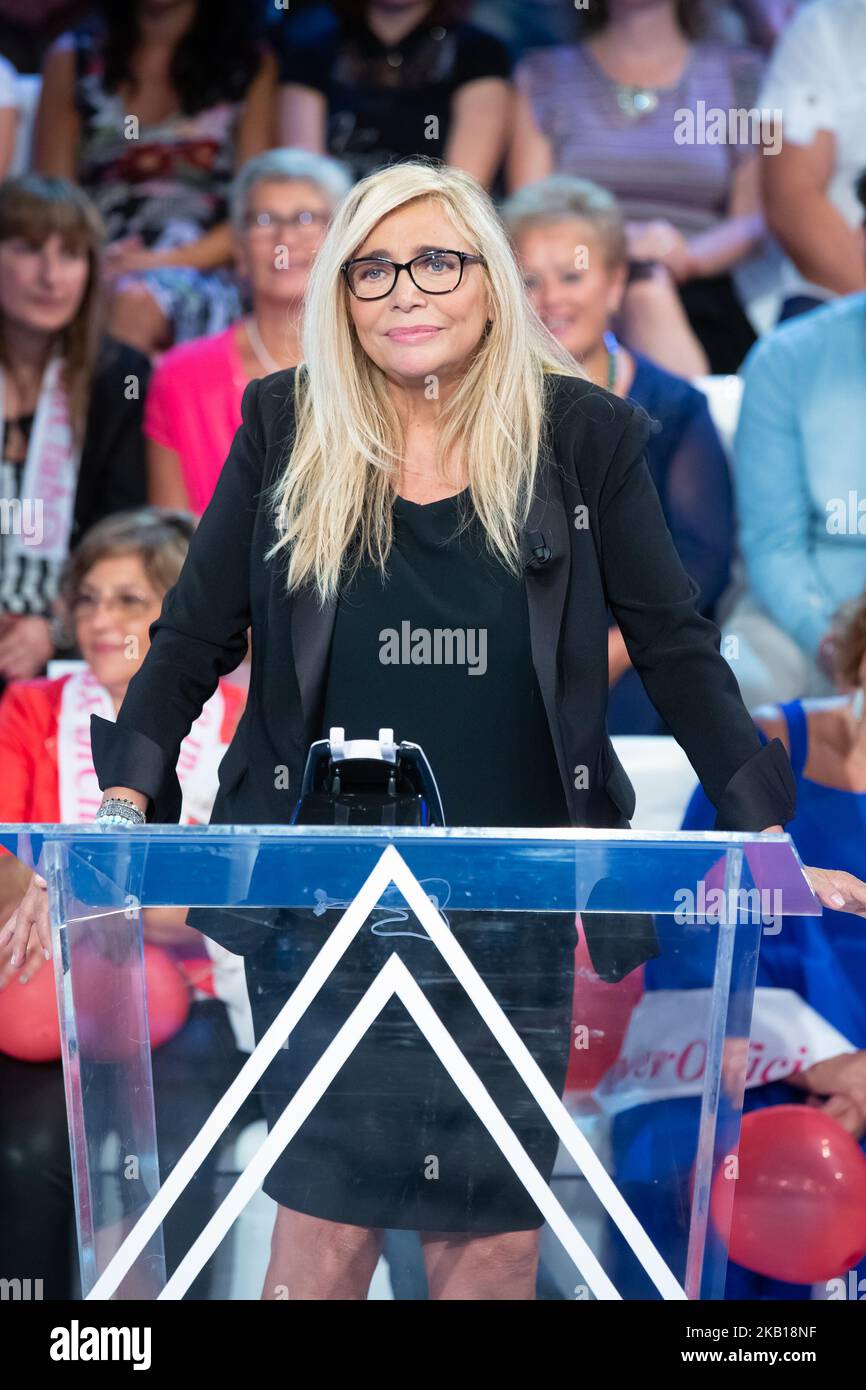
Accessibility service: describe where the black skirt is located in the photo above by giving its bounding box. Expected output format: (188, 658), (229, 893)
(243, 906), (577, 1233)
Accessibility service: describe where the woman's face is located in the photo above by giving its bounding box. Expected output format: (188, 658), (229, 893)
(0, 232), (90, 337)
(346, 197), (490, 396)
(516, 219), (626, 363)
(73, 554), (165, 693)
(238, 179), (333, 305)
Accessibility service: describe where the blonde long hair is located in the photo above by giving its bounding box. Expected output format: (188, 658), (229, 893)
(264, 160), (585, 603)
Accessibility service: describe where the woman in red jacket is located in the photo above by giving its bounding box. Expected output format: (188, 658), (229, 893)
(0, 507), (248, 1300)
(0, 508), (244, 830)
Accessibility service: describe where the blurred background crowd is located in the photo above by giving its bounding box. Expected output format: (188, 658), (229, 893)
(0, 0), (865, 1303)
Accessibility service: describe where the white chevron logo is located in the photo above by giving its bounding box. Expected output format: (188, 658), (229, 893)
(87, 845), (687, 1301)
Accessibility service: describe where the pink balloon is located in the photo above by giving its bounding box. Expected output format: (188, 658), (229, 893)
(711, 1105), (866, 1283)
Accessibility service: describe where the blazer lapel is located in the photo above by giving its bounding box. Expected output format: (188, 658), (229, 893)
(520, 456), (572, 796)
(290, 585), (337, 736)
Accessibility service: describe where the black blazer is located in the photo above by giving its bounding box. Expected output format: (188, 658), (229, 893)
(91, 368), (796, 977)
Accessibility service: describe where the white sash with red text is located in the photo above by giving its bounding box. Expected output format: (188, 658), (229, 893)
(2, 357), (80, 563)
(57, 667), (227, 826)
(592, 988), (857, 1114)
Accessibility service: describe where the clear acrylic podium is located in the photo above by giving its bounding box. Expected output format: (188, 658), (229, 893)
(0, 825), (821, 1301)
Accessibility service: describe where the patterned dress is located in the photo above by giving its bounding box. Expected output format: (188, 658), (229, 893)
(70, 21), (250, 342)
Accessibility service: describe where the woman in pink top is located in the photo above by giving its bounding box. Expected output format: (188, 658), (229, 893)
(145, 149), (352, 514)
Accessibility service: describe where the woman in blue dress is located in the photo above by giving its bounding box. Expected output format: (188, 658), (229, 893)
(610, 589), (866, 1299)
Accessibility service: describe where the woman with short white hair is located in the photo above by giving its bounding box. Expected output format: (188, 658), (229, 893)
(8, 159), (864, 1300)
(145, 148), (352, 515)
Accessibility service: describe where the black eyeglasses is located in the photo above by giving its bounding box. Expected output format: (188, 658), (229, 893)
(340, 249), (486, 300)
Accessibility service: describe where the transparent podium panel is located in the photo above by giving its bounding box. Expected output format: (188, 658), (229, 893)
(0, 826), (821, 1301)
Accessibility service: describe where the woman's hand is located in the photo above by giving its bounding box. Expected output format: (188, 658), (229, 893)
(625, 220), (696, 283)
(0, 871), (50, 973)
(0, 614), (54, 680)
(757, 836), (866, 915)
(801, 865), (866, 916)
(788, 1050), (866, 1141)
(0, 930), (47, 988)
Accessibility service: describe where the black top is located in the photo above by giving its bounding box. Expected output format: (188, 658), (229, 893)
(277, 9), (513, 183)
(0, 335), (149, 618)
(320, 488), (570, 828)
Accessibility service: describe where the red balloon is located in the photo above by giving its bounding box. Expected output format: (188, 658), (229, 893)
(0, 943), (190, 1064)
(564, 918), (644, 1093)
(75, 942), (191, 1062)
(0, 955), (61, 1061)
(143, 943), (192, 1050)
(711, 1105), (866, 1283)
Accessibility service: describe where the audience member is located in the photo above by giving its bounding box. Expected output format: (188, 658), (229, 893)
(34, 0), (277, 353)
(509, 0), (767, 376)
(0, 508), (248, 1300)
(673, 587), (866, 1298)
(0, 175), (149, 693)
(721, 289), (866, 709)
(277, 0), (512, 189)
(145, 149), (351, 515)
(502, 174), (733, 733)
(760, 0), (866, 319)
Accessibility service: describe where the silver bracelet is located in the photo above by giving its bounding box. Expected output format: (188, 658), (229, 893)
(96, 797), (147, 826)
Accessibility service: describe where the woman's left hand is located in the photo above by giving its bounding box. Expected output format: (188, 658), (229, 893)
(802, 865), (866, 916)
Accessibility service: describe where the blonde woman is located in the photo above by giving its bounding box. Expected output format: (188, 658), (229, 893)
(7, 160), (865, 1301)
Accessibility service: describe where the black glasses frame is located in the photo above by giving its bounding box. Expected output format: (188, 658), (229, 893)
(340, 249), (486, 299)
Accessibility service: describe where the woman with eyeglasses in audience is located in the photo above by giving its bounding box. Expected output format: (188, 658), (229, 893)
(34, 0), (278, 355)
(0, 174), (149, 696)
(145, 149), (351, 516)
(501, 174), (733, 735)
(0, 508), (247, 1301)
